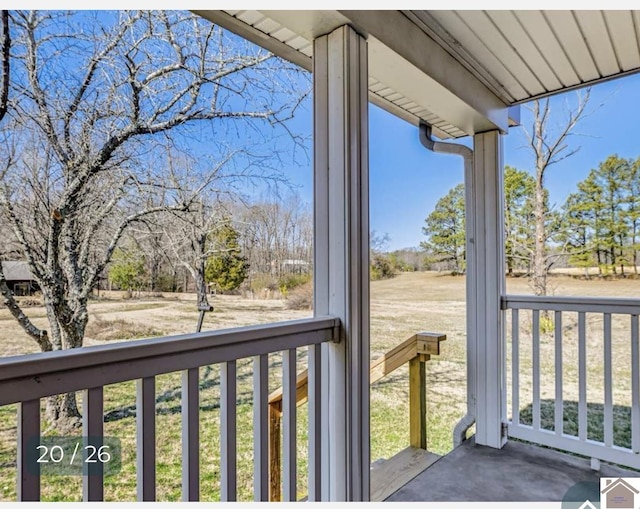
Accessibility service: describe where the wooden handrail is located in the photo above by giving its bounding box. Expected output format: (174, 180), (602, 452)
(267, 331), (446, 501)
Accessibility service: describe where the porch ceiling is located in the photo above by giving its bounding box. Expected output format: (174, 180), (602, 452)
(410, 10), (640, 105)
(194, 10), (640, 138)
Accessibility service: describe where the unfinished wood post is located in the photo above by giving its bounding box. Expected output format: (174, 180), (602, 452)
(410, 332), (445, 450)
(268, 402), (282, 501)
(409, 357), (427, 449)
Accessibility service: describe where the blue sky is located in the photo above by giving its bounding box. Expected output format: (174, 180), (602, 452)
(280, 70), (640, 251)
(372, 72), (640, 250)
(15, 10), (638, 253)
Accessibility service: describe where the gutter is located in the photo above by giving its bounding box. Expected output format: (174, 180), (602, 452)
(418, 121), (476, 448)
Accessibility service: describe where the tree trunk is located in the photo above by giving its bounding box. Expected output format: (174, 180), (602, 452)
(42, 292), (86, 430)
(194, 253), (211, 310)
(596, 249), (603, 276)
(150, 259), (159, 292)
(195, 271), (210, 309)
(532, 170), (547, 296)
(45, 393), (81, 432)
(633, 223), (638, 274)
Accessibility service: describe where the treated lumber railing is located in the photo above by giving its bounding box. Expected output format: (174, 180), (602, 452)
(267, 331), (446, 501)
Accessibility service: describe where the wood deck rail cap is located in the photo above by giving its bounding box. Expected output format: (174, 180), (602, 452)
(416, 332), (446, 356)
(416, 332), (447, 341)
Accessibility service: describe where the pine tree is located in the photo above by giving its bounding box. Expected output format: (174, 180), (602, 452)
(589, 156), (631, 275)
(205, 222), (249, 292)
(421, 183), (466, 274)
(562, 191), (595, 277)
(504, 166), (536, 275)
(623, 157), (640, 274)
(563, 155), (636, 277)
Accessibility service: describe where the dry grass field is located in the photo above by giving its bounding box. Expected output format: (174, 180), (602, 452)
(1, 271), (639, 500)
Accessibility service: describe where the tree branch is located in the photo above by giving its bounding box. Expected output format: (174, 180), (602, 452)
(63, 12), (139, 155)
(0, 183), (47, 282)
(23, 12), (69, 166)
(87, 203), (190, 295)
(0, 10), (9, 123)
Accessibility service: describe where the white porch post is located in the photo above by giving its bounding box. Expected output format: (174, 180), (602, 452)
(313, 25), (370, 501)
(469, 130), (507, 448)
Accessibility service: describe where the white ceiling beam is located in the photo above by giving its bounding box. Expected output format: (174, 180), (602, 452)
(196, 10), (515, 136)
(193, 10), (313, 72)
(195, 10), (452, 138)
(338, 10), (511, 134)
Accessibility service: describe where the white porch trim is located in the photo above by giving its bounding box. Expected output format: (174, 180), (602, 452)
(469, 130), (507, 448)
(313, 25), (370, 501)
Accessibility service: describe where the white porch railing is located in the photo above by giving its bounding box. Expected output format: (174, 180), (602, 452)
(0, 316), (339, 502)
(503, 295), (640, 470)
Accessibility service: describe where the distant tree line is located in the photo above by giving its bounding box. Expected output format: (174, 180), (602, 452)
(105, 194), (313, 297)
(422, 155), (640, 279)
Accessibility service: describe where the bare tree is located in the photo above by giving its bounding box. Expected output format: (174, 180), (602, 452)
(522, 90), (591, 296)
(164, 199), (222, 313)
(0, 10), (307, 429)
(237, 193), (313, 279)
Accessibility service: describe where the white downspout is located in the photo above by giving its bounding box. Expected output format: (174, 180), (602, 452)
(419, 121), (476, 447)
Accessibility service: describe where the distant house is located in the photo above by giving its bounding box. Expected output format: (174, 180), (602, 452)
(270, 259), (310, 275)
(601, 478), (638, 509)
(1, 261), (38, 296)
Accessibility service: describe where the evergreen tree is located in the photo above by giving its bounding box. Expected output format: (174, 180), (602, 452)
(504, 166), (536, 275)
(422, 168), (546, 278)
(563, 155), (635, 276)
(623, 157), (640, 274)
(562, 188), (597, 277)
(205, 222), (249, 292)
(421, 183), (466, 273)
(108, 248), (147, 296)
(593, 155), (630, 275)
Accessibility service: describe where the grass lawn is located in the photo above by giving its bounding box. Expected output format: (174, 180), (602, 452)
(1, 272), (639, 500)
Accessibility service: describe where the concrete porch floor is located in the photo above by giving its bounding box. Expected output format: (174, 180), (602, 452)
(386, 438), (640, 502)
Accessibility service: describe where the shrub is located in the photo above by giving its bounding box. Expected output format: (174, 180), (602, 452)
(249, 273), (279, 294)
(285, 282), (313, 310)
(539, 314), (554, 334)
(247, 272), (311, 298)
(370, 254), (395, 281)
(278, 273), (311, 296)
(16, 296), (42, 307)
(108, 248), (147, 297)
